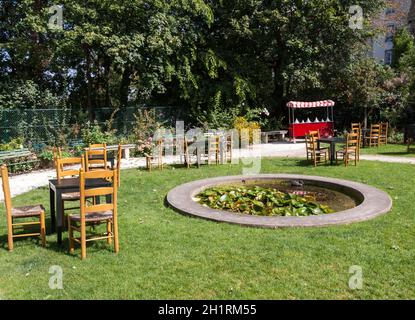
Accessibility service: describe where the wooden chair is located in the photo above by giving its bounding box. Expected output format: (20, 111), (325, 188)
(364, 124), (381, 148)
(351, 123), (362, 142)
(208, 135), (220, 165)
(379, 122), (389, 145)
(336, 133), (359, 166)
(68, 168), (119, 260)
(85, 143), (109, 171)
(305, 134), (328, 167)
(1, 165), (46, 251)
(56, 156), (86, 224)
(351, 123), (362, 160)
(146, 139), (163, 171)
(53, 146), (62, 167)
(115, 144), (122, 187)
(308, 130), (329, 152)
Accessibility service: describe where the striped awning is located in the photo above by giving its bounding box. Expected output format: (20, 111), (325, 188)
(287, 100), (335, 109)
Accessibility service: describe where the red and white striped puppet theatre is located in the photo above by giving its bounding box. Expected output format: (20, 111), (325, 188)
(286, 100), (335, 143)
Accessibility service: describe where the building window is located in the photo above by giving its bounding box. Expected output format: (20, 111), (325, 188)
(385, 23), (396, 43)
(385, 8), (395, 15)
(385, 50), (393, 65)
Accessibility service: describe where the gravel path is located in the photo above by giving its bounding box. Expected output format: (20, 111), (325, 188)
(1, 143), (413, 201)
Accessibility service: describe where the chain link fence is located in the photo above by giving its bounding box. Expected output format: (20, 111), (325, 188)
(0, 106), (181, 145)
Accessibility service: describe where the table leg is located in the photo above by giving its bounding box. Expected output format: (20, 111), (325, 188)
(49, 188), (56, 233)
(56, 190), (64, 246)
(330, 142), (335, 165)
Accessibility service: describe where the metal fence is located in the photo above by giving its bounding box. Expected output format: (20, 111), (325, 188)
(0, 106), (180, 145)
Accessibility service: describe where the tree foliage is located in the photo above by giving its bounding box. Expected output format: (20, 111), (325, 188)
(1, 0), (401, 130)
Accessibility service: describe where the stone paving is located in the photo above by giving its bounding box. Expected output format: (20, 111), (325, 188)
(1, 142), (413, 201)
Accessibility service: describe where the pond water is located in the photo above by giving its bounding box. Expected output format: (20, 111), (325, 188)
(221, 179), (358, 213)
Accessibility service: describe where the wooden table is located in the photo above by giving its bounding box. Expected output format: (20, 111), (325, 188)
(49, 177), (112, 245)
(317, 137), (346, 165)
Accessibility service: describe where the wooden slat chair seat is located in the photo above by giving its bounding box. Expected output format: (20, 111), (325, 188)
(68, 169), (119, 260)
(69, 210), (113, 222)
(61, 192), (81, 200)
(1, 165), (46, 251)
(12, 205), (45, 217)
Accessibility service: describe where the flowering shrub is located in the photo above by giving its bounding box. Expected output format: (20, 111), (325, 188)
(233, 116), (261, 144)
(135, 138), (154, 157)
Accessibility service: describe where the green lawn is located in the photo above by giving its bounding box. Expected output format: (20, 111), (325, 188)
(1, 158), (415, 300)
(360, 144), (415, 157)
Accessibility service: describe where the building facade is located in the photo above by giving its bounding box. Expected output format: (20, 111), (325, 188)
(371, 0), (414, 65)
(409, 0), (415, 35)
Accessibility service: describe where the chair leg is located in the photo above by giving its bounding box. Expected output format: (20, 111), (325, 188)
(107, 221), (112, 245)
(80, 220), (86, 260)
(113, 217), (119, 254)
(68, 216), (74, 254)
(40, 211), (46, 247)
(7, 215), (13, 252)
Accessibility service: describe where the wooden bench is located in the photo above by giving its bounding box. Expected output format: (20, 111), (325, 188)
(0, 148), (39, 172)
(86, 144), (136, 160)
(261, 130), (288, 143)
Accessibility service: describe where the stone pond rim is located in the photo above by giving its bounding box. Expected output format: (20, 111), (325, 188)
(166, 174), (393, 228)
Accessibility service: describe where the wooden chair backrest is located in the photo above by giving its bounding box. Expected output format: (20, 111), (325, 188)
(53, 147), (62, 160)
(85, 144), (107, 170)
(79, 169), (118, 218)
(305, 134), (317, 152)
(308, 130), (320, 139)
(56, 156), (84, 180)
(346, 133), (359, 150)
(116, 144), (122, 187)
(370, 124), (381, 135)
(351, 123), (361, 134)
(1, 165), (12, 218)
(89, 143), (105, 148)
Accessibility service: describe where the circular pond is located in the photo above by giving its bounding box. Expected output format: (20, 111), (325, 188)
(167, 174), (392, 228)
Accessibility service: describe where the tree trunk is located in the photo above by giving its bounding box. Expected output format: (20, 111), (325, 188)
(84, 46), (93, 120)
(120, 66), (132, 109)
